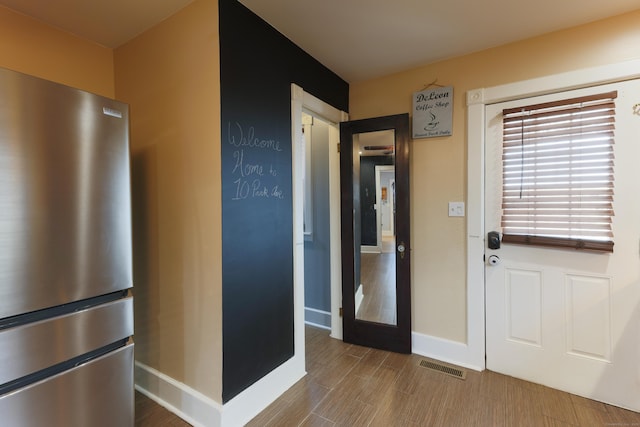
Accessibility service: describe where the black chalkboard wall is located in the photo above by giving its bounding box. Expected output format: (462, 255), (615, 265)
(219, 0), (348, 402)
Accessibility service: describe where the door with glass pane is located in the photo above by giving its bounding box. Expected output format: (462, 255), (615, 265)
(340, 113), (411, 354)
(485, 79), (640, 411)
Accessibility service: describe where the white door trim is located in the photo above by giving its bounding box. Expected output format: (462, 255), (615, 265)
(292, 84), (348, 343)
(466, 59), (640, 371)
(375, 165), (394, 242)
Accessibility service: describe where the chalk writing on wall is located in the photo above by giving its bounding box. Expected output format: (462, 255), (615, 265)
(227, 122), (286, 201)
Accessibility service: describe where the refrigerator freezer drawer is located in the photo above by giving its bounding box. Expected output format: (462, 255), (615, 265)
(0, 296), (133, 385)
(0, 343), (134, 427)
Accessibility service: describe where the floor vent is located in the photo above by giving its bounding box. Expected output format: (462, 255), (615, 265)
(418, 359), (466, 380)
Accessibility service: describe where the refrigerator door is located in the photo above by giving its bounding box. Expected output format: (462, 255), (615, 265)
(0, 68), (133, 318)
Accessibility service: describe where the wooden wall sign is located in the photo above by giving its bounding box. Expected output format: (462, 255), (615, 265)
(412, 86), (453, 139)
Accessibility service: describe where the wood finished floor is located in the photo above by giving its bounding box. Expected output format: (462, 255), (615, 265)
(357, 251), (396, 325)
(135, 391), (192, 426)
(135, 326), (640, 426)
(249, 325), (640, 427)
(357, 235), (397, 325)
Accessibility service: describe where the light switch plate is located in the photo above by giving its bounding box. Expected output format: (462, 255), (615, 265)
(448, 202), (465, 217)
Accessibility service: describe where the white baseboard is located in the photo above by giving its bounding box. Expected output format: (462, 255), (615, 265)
(411, 331), (484, 372)
(135, 354), (306, 427)
(135, 361), (222, 427)
(361, 245), (381, 254)
(305, 320), (331, 330)
(221, 354), (305, 426)
(304, 307), (331, 329)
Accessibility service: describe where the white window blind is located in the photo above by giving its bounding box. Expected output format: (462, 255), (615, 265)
(501, 91), (617, 252)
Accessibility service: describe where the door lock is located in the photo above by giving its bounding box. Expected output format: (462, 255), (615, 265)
(488, 231), (501, 250)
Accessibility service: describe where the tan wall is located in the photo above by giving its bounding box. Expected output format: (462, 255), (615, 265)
(349, 10), (640, 343)
(114, 0), (222, 402)
(0, 5), (114, 97)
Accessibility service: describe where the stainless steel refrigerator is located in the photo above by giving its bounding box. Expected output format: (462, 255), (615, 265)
(0, 68), (134, 426)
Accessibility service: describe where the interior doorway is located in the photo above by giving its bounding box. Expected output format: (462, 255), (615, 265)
(301, 112), (333, 330)
(291, 84), (347, 355)
(376, 165), (395, 250)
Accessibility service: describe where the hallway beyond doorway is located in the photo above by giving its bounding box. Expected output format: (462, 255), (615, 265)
(381, 235), (395, 254)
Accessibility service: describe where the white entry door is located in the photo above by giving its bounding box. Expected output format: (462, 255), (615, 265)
(485, 79), (640, 411)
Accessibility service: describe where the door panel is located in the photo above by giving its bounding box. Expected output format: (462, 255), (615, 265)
(485, 79), (640, 410)
(565, 274), (611, 361)
(340, 113), (411, 353)
(505, 268), (542, 346)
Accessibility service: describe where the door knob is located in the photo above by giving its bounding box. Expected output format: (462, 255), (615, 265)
(398, 242), (406, 259)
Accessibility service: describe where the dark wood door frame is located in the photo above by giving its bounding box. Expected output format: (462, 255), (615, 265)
(340, 113), (411, 353)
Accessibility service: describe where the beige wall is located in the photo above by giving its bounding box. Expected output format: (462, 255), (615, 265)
(114, 0), (222, 402)
(0, 5), (114, 97)
(0, 0), (222, 404)
(349, 10), (640, 343)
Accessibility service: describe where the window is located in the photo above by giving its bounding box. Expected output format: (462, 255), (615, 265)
(500, 91), (617, 252)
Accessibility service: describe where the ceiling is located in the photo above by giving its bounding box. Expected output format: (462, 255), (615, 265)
(1, 0), (638, 83)
(0, 0), (195, 48)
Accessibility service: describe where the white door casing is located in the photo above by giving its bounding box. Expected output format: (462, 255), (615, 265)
(484, 79), (640, 410)
(376, 165), (395, 242)
(464, 59), (640, 374)
(291, 84), (348, 342)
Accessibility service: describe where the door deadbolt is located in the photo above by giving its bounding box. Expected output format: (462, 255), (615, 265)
(488, 231), (501, 250)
